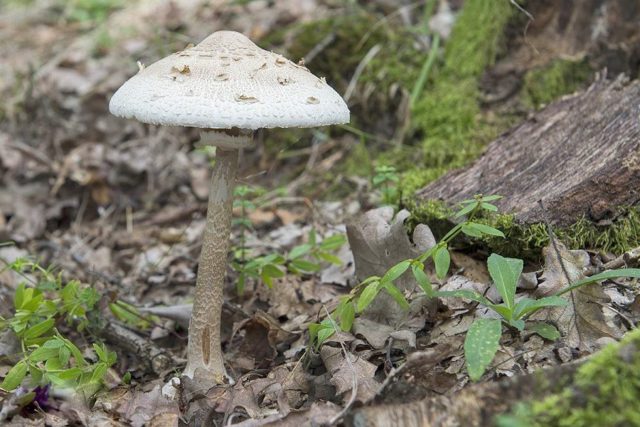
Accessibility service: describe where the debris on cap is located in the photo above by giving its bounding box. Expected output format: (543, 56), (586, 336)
(109, 31), (350, 130)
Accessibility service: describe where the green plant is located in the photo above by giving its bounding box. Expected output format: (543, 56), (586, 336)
(309, 194), (505, 347)
(231, 184), (260, 295)
(0, 258), (116, 396)
(308, 195), (640, 382)
(65, 0), (124, 23)
(373, 165), (400, 206)
(232, 229), (347, 295)
(437, 255), (640, 380)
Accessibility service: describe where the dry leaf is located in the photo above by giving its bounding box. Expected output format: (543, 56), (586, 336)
(533, 241), (621, 350)
(320, 346), (380, 403)
(346, 208), (436, 323)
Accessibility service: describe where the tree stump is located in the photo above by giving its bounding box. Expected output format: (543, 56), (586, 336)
(416, 75), (640, 227)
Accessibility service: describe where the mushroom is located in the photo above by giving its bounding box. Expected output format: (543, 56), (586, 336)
(108, 31), (349, 384)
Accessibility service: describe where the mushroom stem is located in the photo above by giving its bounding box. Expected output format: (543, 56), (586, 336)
(184, 130), (248, 383)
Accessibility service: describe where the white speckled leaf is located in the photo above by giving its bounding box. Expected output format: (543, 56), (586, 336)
(464, 318), (502, 381)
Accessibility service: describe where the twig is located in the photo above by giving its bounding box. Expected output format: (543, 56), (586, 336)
(98, 322), (174, 375)
(509, 0), (537, 55)
(344, 44), (381, 102)
(603, 247), (640, 270)
(303, 32), (336, 64)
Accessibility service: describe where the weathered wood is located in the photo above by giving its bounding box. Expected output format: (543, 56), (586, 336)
(347, 359), (582, 427)
(416, 75), (640, 226)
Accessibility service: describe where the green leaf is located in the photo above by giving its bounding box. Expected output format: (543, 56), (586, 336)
(319, 234), (347, 251)
(63, 338), (86, 367)
(288, 244), (312, 260)
(412, 263), (433, 296)
(527, 322), (561, 341)
(90, 363), (108, 384)
(290, 259), (321, 273)
(454, 202), (477, 218)
(464, 319), (502, 381)
(480, 202), (498, 212)
(383, 282), (410, 310)
(261, 272), (273, 288)
(1, 360), (28, 391)
(57, 367), (83, 380)
(434, 246), (450, 280)
(513, 296), (568, 319)
(29, 346), (60, 362)
(487, 254), (522, 314)
(489, 303), (514, 321)
(466, 222), (504, 238)
(42, 338), (65, 349)
(557, 268), (640, 296)
(45, 357), (62, 371)
(480, 195), (502, 202)
(23, 318), (55, 340)
(382, 260), (411, 283)
(14, 283), (26, 310)
(461, 224), (483, 238)
(508, 319), (525, 331)
(59, 346), (71, 366)
(317, 326), (335, 347)
(340, 302), (355, 332)
(357, 281), (381, 313)
(262, 264), (284, 279)
(316, 252), (343, 265)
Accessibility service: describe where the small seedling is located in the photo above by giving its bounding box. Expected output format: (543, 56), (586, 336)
(233, 229), (347, 294)
(309, 195), (505, 347)
(436, 255), (640, 380)
(0, 257), (116, 396)
(373, 165), (400, 206)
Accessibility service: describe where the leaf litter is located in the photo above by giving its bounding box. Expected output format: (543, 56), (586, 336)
(0, 0), (639, 425)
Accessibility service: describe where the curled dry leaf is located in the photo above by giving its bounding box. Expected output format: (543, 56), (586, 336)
(346, 208), (436, 323)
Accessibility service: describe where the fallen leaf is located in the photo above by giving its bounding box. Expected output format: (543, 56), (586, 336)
(93, 383), (179, 427)
(346, 208), (436, 323)
(320, 345), (380, 403)
(533, 241), (621, 350)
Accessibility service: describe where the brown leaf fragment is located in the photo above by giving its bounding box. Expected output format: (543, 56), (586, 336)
(346, 208), (436, 323)
(533, 241), (621, 350)
(94, 384), (180, 427)
(320, 346), (380, 403)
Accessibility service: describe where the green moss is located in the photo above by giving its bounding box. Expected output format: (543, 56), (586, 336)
(522, 58), (592, 109)
(498, 328), (640, 426)
(405, 0), (516, 198)
(269, 11), (423, 99)
(407, 200), (640, 258)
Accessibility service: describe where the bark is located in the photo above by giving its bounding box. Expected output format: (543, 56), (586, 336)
(347, 359), (582, 427)
(416, 75), (640, 226)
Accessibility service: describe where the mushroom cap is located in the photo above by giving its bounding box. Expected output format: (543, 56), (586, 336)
(109, 31), (350, 130)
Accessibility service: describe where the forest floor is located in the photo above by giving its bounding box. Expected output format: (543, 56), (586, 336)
(1, 1), (639, 426)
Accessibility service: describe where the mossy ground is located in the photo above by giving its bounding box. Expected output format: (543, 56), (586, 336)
(265, 2), (628, 257)
(497, 328), (640, 426)
(521, 58), (593, 109)
(401, 0), (516, 197)
(407, 199), (640, 259)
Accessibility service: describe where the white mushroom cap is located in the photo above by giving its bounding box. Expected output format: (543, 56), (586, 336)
(109, 31), (350, 130)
